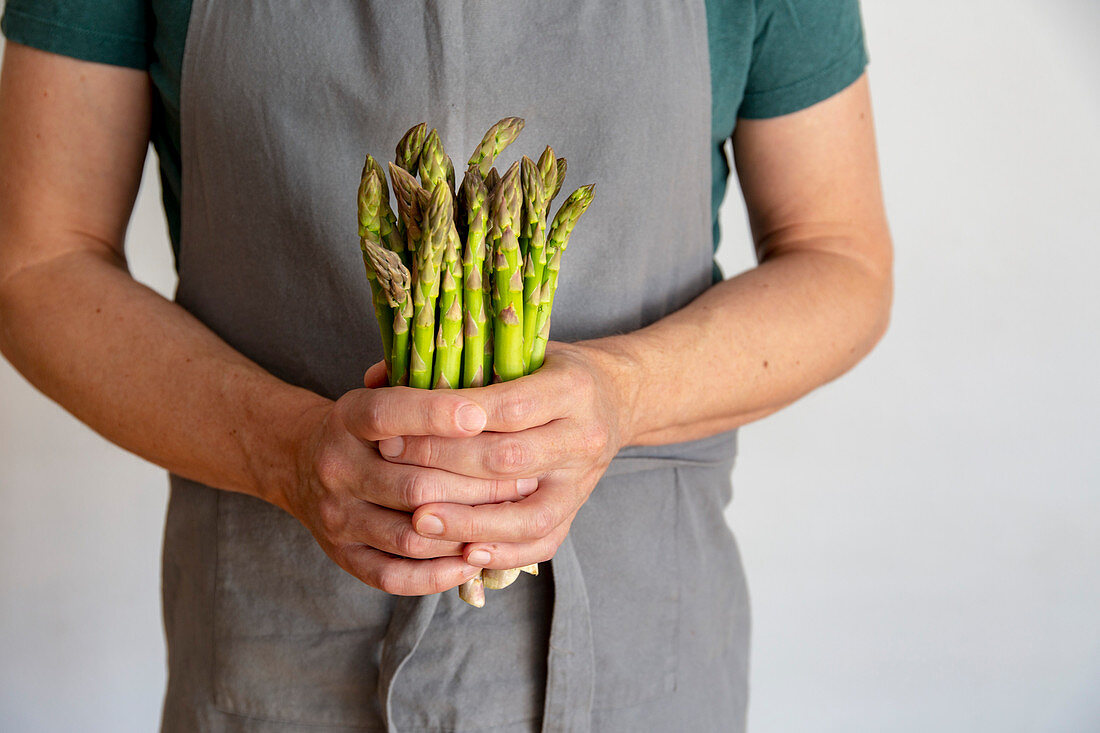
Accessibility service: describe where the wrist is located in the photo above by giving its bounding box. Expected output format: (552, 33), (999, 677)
(242, 385), (332, 515)
(571, 336), (646, 449)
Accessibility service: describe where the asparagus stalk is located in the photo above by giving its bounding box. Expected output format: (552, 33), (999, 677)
(492, 225), (524, 382)
(389, 163), (427, 256)
(482, 236), (495, 382)
(467, 117), (525, 177)
(530, 184), (596, 370)
(390, 290), (413, 386)
(536, 146), (558, 210)
(433, 223), (464, 389)
(409, 182), (450, 388)
(552, 158), (567, 201)
(461, 169), (490, 387)
(519, 156), (544, 258)
(387, 164), (430, 386)
(363, 154), (405, 265)
(520, 156), (549, 368)
(542, 157), (568, 223)
(358, 170), (394, 373)
(484, 167), (502, 197)
(490, 163), (524, 382)
(395, 122), (427, 174)
(419, 128), (455, 197)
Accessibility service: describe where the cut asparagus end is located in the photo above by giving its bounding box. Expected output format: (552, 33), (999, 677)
(482, 567), (522, 590)
(458, 574), (485, 608)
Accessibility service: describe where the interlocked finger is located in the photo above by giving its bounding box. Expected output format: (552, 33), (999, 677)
(342, 546), (481, 596)
(461, 516), (573, 570)
(411, 484), (575, 544)
(359, 461), (540, 511)
(377, 420), (576, 479)
(329, 503), (464, 559)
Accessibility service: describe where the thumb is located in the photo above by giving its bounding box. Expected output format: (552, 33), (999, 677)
(363, 361), (388, 388)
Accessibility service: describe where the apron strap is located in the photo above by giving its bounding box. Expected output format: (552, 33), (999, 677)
(541, 535), (595, 733)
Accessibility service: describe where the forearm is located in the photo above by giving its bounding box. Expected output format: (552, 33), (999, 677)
(0, 244), (329, 508)
(587, 229), (892, 446)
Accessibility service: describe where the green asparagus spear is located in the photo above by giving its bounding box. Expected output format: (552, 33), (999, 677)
(410, 182), (450, 388)
(389, 163), (427, 256)
(484, 167), (501, 198)
(530, 184), (595, 370)
(419, 128), (455, 196)
(363, 154), (404, 263)
(390, 290), (413, 386)
(542, 157), (568, 223)
(395, 122), (427, 173)
(553, 158), (567, 200)
(433, 223), (464, 389)
(492, 225), (524, 382)
(519, 156), (545, 257)
(467, 117), (525, 177)
(358, 170), (412, 379)
(537, 146), (557, 205)
(461, 169), (490, 387)
(520, 156), (549, 368)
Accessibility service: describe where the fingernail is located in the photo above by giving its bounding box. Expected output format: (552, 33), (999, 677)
(378, 436), (403, 458)
(517, 477), (538, 496)
(416, 514), (444, 536)
(457, 404), (486, 432)
(467, 550), (491, 566)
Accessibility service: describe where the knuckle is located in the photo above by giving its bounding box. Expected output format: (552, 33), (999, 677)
(528, 504), (558, 539)
(538, 542), (560, 563)
(489, 479), (515, 504)
(363, 394), (390, 436)
(575, 367), (597, 394)
(501, 391), (534, 425)
(395, 525), (433, 558)
(316, 497), (346, 538)
(401, 471), (437, 508)
(411, 437), (437, 468)
(489, 438), (527, 475)
(313, 445), (349, 489)
(581, 423), (610, 454)
(375, 564), (408, 595)
(428, 566), (459, 594)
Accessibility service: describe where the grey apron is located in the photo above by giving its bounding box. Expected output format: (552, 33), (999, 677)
(162, 3), (749, 731)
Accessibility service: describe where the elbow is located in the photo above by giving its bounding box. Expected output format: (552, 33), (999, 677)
(860, 233), (894, 358)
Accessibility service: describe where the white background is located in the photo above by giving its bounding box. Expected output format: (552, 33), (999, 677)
(2, 1), (1098, 730)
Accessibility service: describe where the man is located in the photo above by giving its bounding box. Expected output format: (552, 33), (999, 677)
(0, 1), (891, 730)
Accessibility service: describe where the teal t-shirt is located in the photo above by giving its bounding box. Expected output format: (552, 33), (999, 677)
(1, 0), (867, 271)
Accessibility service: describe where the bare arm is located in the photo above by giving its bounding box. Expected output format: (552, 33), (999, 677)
(0, 43), (520, 595)
(0, 43), (321, 504)
(377, 75), (894, 569)
(602, 72), (893, 444)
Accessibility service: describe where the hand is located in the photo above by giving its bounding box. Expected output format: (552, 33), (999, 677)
(280, 364), (539, 596)
(375, 341), (639, 571)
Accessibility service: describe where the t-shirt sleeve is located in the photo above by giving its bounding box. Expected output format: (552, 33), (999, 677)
(738, 0), (867, 119)
(0, 0), (148, 70)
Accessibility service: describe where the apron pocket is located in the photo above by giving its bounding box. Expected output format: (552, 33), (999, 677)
(212, 491), (393, 727)
(571, 466), (680, 709)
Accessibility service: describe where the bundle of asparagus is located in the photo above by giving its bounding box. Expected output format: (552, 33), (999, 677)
(356, 118), (595, 607)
